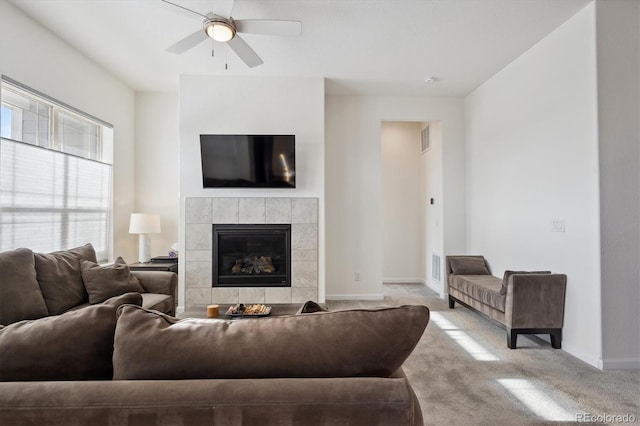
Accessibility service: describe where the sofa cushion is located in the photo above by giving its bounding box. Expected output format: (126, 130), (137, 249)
(34, 243), (97, 315)
(103, 292), (143, 308)
(0, 292), (141, 381)
(450, 275), (506, 312)
(63, 292), (143, 314)
(501, 270), (551, 295)
(113, 304), (429, 380)
(81, 257), (145, 304)
(449, 256), (490, 275)
(0, 248), (49, 325)
(141, 293), (173, 314)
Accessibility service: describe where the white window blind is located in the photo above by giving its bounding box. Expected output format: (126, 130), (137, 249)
(0, 76), (113, 262)
(0, 139), (112, 261)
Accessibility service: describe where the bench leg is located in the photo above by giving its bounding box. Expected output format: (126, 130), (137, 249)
(448, 295), (455, 309)
(550, 329), (562, 349)
(507, 328), (517, 349)
(507, 328), (562, 349)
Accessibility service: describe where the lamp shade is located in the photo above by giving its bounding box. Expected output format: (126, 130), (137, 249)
(128, 213), (161, 234)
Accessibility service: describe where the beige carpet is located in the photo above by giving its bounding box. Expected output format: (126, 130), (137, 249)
(328, 284), (640, 426)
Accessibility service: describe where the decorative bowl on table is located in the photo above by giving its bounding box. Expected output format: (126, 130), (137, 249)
(226, 303), (271, 317)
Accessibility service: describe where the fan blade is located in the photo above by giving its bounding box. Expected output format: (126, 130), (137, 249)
(235, 20), (302, 36)
(214, 0), (234, 19)
(160, 0), (207, 18)
(227, 35), (263, 68)
(166, 29), (208, 54)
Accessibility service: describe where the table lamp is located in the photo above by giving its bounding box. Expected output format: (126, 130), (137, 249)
(129, 213), (161, 263)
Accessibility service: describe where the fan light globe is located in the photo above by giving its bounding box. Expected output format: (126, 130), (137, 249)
(205, 21), (235, 42)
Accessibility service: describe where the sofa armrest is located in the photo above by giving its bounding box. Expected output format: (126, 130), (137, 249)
(505, 274), (567, 329)
(132, 270), (177, 302)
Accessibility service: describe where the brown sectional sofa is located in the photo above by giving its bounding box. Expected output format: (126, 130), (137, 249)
(0, 245), (429, 425)
(446, 255), (567, 349)
(0, 244), (177, 323)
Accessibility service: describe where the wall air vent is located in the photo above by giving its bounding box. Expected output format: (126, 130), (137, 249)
(431, 253), (441, 282)
(421, 125), (430, 153)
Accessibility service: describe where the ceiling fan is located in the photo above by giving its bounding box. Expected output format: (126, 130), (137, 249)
(161, 0), (301, 68)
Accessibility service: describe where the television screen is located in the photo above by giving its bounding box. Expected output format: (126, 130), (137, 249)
(200, 134), (296, 188)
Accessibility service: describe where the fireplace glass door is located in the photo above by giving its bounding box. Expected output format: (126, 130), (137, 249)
(213, 224), (291, 287)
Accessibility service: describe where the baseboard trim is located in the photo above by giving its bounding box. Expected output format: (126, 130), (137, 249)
(325, 294), (384, 301)
(383, 278), (424, 284)
(426, 281), (445, 298)
(599, 357), (640, 370)
(564, 346), (640, 370)
(561, 343), (601, 369)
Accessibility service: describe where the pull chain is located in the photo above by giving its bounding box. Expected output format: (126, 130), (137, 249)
(211, 40), (228, 70)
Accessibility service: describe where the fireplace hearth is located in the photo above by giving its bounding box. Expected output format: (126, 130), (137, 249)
(213, 224), (291, 287)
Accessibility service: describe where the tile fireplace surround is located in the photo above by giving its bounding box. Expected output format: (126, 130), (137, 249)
(184, 197), (318, 308)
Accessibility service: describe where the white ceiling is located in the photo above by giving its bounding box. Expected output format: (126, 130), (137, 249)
(9, 0), (591, 96)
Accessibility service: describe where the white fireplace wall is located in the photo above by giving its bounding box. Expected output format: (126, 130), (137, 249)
(185, 197), (318, 307)
(178, 75), (325, 312)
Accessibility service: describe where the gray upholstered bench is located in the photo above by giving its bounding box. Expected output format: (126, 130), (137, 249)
(446, 255), (567, 349)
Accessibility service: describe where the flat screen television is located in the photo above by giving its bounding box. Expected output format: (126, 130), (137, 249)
(200, 134), (296, 188)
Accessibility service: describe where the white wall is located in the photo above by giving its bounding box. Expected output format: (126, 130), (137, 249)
(465, 4), (602, 366)
(325, 96), (465, 299)
(178, 75), (325, 310)
(595, 0), (640, 369)
(381, 121), (423, 283)
(134, 92), (180, 260)
(0, 0), (136, 261)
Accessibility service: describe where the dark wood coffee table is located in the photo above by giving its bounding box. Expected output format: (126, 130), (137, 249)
(177, 304), (302, 320)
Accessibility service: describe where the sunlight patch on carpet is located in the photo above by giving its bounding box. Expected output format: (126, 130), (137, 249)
(430, 312), (499, 361)
(497, 378), (575, 421)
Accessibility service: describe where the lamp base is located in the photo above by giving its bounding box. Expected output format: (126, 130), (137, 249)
(138, 234), (151, 263)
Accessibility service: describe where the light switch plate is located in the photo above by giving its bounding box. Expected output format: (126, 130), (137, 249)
(550, 219), (565, 233)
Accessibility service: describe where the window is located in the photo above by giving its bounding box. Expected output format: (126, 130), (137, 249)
(0, 86), (50, 147)
(0, 77), (113, 261)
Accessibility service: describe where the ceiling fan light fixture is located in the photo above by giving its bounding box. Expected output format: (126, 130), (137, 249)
(204, 18), (236, 42)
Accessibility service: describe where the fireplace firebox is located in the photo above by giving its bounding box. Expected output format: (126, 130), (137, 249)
(212, 224), (291, 287)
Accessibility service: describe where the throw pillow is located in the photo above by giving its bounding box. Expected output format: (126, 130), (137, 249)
(501, 270), (551, 295)
(0, 293), (141, 381)
(34, 243), (97, 315)
(113, 304), (430, 380)
(0, 248), (49, 325)
(449, 256), (490, 275)
(296, 300), (328, 314)
(81, 257), (145, 304)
